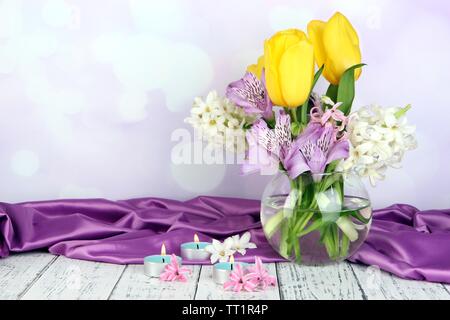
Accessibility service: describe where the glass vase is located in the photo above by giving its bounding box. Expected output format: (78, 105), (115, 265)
(260, 171), (372, 265)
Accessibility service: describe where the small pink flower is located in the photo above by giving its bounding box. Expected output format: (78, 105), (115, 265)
(310, 105), (324, 123)
(160, 254), (191, 282)
(246, 257), (277, 289)
(311, 102), (348, 131)
(223, 264), (258, 292)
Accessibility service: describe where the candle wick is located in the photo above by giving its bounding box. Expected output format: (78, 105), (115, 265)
(231, 263), (233, 271)
(196, 243), (199, 250)
(162, 257), (165, 263)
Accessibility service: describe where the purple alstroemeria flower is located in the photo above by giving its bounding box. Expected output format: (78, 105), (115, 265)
(226, 70), (273, 120)
(283, 122), (350, 179)
(241, 111), (292, 176)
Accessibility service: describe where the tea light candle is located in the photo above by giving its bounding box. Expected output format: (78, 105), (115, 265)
(180, 234), (211, 261)
(144, 243), (182, 277)
(213, 255), (249, 284)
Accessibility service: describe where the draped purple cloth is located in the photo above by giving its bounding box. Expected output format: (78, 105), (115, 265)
(0, 196), (449, 284)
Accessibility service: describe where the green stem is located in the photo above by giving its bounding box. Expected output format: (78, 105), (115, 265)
(322, 224), (340, 260)
(293, 211), (314, 235)
(293, 232), (301, 264)
(340, 234), (350, 258)
(322, 225), (334, 259)
(349, 210), (371, 224)
(297, 218), (323, 237)
(263, 210), (284, 239)
(332, 224), (340, 258)
(290, 108), (298, 124)
(279, 220), (290, 259)
(301, 100), (308, 125)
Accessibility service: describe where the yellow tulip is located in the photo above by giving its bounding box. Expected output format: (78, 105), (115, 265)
(263, 29), (315, 108)
(308, 12), (362, 85)
(247, 55), (264, 79)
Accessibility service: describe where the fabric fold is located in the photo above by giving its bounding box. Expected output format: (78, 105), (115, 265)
(1, 197), (449, 284)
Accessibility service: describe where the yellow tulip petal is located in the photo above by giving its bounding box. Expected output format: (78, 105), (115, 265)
(263, 28), (314, 106)
(322, 58), (340, 85)
(278, 40), (315, 107)
(323, 12), (362, 83)
(264, 40), (286, 106)
(246, 55), (264, 79)
(272, 29), (307, 44)
(267, 29), (307, 64)
(307, 20), (326, 68)
(334, 12), (359, 46)
(246, 64), (259, 77)
(308, 19), (340, 84)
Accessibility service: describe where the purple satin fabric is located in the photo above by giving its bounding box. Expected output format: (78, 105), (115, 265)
(347, 204), (450, 284)
(0, 197), (449, 284)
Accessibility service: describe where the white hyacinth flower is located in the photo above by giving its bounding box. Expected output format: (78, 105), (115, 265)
(205, 238), (235, 264)
(343, 104), (417, 186)
(204, 232), (257, 264)
(229, 232), (257, 255)
(185, 90), (253, 153)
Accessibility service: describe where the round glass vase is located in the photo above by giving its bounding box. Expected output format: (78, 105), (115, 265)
(261, 171), (372, 265)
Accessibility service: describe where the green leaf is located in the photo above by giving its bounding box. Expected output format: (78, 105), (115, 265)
(313, 64), (325, 88)
(298, 218), (323, 237)
(337, 63), (366, 115)
(395, 104), (411, 119)
(326, 84), (338, 102)
(291, 122), (301, 136)
(263, 210), (284, 239)
(325, 160), (340, 173)
(349, 210), (371, 224)
(266, 116), (276, 129)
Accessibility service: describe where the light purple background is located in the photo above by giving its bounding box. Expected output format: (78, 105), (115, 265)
(0, 0), (448, 209)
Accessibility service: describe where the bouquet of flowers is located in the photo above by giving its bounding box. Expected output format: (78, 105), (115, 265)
(186, 12), (416, 264)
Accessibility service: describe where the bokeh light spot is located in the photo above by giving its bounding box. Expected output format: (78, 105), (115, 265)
(11, 149), (40, 177)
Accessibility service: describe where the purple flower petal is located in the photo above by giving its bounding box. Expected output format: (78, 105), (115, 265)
(261, 70), (274, 120)
(308, 147), (328, 174)
(226, 79), (254, 110)
(241, 130), (279, 176)
(282, 149), (310, 179)
(286, 122), (350, 176)
(293, 122), (322, 148)
(226, 72), (273, 120)
(326, 139), (349, 165)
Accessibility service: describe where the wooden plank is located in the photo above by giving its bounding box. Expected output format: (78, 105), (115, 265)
(109, 264), (201, 300)
(442, 284), (450, 296)
(0, 252), (57, 300)
(194, 264), (280, 300)
(350, 264), (450, 300)
(277, 262), (365, 300)
(21, 256), (125, 300)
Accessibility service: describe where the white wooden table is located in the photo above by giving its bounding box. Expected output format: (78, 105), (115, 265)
(1, 252), (449, 300)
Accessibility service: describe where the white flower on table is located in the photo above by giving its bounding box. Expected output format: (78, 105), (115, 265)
(205, 232), (257, 264)
(229, 231), (257, 255)
(205, 238), (234, 264)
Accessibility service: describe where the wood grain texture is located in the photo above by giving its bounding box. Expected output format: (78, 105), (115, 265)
(277, 262), (365, 300)
(21, 256), (125, 300)
(3, 252), (449, 300)
(109, 264), (201, 300)
(0, 252), (57, 300)
(350, 264), (450, 300)
(194, 264), (280, 300)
